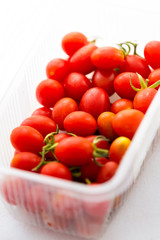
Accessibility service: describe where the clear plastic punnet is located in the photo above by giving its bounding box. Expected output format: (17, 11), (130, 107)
(0, 33), (160, 239)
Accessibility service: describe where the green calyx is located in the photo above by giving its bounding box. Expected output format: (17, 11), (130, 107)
(117, 41), (142, 58)
(130, 73), (160, 92)
(92, 135), (109, 167)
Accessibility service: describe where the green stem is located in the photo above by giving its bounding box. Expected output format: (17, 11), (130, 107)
(92, 135), (109, 166)
(148, 80), (160, 89)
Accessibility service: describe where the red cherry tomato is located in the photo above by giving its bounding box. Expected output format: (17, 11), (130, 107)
(133, 88), (157, 113)
(10, 126), (44, 153)
(144, 41), (160, 69)
(21, 115), (57, 137)
(85, 135), (110, 150)
(1, 177), (27, 206)
(79, 87), (110, 119)
(92, 69), (117, 96)
(114, 72), (141, 100)
(109, 136), (131, 163)
(51, 97), (78, 130)
(69, 43), (97, 75)
(10, 152), (41, 171)
(148, 68), (160, 89)
(111, 98), (133, 114)
(54, 133), (71, 143)
(96, 161), (118, 183)
(54, 136), (93, 166)
(26, 185), (50, 213)
(97, 112), (118, 141)
(61, 31), (88, 56)
(112, 109), (144, 139)
(32, 106), (52, 118)
(36, 79), (64, 108)
(40, 162), (72, 181)
(63, 111), (97, 137)
(64, 72), (91, 102)
(46, 58), (69, 82)
(119, 55), (151, 78)
(80, 157), (108, 182)
(91, 46), (124, 69)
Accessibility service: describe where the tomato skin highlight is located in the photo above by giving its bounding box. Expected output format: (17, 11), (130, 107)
(144, 41), (160, 69)
(36, 79), (64, 108)
(112, 109), (144, 139)
(79, 87), (110, 119)
(69, 43), (97, 75)
(133, 88), (157, 113)
(63, 111), (97, 137)
(54, 136), (93, 166)
(10, 126), (44, 153)
(21, 115), (57, 137)
(40, 162), (72, 181)
(10, 152), (41, 171)
(51, 97), (78, 130)
(91, 46), (124, 69)
(119, 55), (151, 79)
(96, 161), (118, 183)
(64, 72), (91, 102)
(92, 69), (116, 96)
(61, 31), (88, 56)
(114, 72), (141, 100)
(109, 136), (131, 163)
(46, 58), (69, 82)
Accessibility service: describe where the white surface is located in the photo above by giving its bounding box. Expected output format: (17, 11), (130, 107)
(1, 0), (160, 239)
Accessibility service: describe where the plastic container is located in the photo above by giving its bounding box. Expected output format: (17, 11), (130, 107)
(0, 34), (160, 239)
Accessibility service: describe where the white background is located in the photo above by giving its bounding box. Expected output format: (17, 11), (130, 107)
(1, 0), (160, 239)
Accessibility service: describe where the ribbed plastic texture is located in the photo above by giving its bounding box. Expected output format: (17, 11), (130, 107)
(0, 34), (160, 239)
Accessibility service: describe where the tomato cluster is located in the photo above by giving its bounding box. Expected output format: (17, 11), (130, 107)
(2, 32), (160, 238)
(8, 33), (160, 186)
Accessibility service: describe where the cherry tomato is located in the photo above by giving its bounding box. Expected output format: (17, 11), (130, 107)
(69, 43), (97, 75)
(26, 185), (51, 213)
(54, 136), (93, 166)
(85, 135), (110, 150)
(97, 112), (118, 141)
(36, 79), (64, 108)
(112, 109), (144, 139)
(80, 157), (108, 182)
(10, 152), (41, 171)
(111, 98), (133, 114)
(91, 46), (124, 69)
(96, 161), (118, 183)
(64, 72), (91, 102)
(46, 58), (69, 82)
(51, 97), (78, 130)
(133, 88), (157, 113)
(148, 68), (160, 89)
(1, 176), (27, 206)
(51, 191), (82, 220)
(21, 115), (57, 137)
(114, 72), (141, 100)
(32, 106), (52, 118)
(61, 31), (88, 56)
(10, 126), (44, 153)
(144, 41), (160, 69)
(79, 87), (110, 119)
(119, 55), (151, 78)
(109, 136), (131, 163)
(92, 69), (117, 96)
(40, 162), (72, 181)
(63, 111), (97, 137)
(54, 133), (71, 143)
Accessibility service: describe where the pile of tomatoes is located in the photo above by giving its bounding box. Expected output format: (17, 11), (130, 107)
(9, 32), (160, 185)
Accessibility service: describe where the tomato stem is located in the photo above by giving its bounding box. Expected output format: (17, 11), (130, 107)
(69, 166), (81, 178)
(92, 135), (109, 166)
(85, 178), (92, 184)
